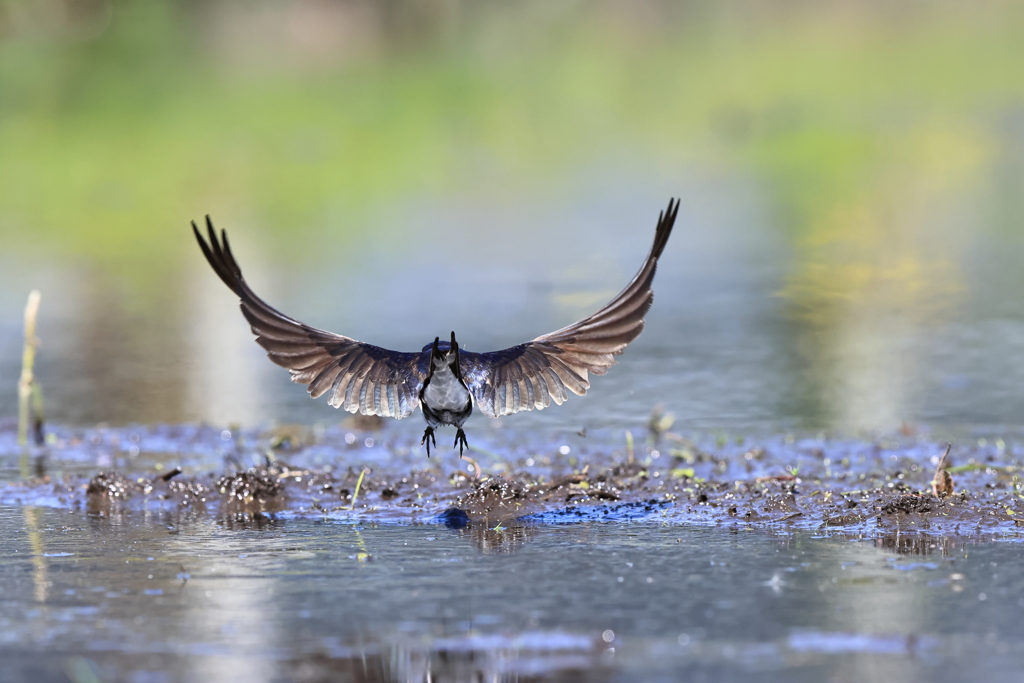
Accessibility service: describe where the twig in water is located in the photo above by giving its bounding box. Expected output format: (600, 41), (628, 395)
(461, 455), (481, 479)
(626, 430), (635, 463)
(156, 467), (183, 482)
(349, 468), (368, 511)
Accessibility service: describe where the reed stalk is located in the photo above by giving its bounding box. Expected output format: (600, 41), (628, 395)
(18, 291), (43, 448)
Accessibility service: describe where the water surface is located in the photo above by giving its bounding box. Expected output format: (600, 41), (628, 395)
(2, 506), (1022, 683)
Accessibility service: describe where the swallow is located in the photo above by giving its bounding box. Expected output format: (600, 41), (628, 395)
(193, 198), (678, 456)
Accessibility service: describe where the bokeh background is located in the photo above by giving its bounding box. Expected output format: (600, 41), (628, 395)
(1, 0), (1023, 435)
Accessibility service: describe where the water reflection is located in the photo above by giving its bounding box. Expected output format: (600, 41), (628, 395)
(184, 551), (284, 683)
(22, 507), (48, 604)
(781, 196), (969, 432)
(273, 636), (614, 683)
(875, 534), (963, 557)
(184, 254), (276, 426)
(457, 523), (537, 555)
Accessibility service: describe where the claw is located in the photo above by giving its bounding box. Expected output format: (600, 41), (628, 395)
(421, 427), (437, 456)
(454, 428), (469, 457)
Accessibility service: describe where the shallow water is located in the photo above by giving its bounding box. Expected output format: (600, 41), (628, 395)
(3, 505), (1023, 683)
(2, 422), (1023, 681)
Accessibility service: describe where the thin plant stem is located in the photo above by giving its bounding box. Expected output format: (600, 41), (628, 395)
(18, 291), (41, 448)
(349, 468), (368, 511)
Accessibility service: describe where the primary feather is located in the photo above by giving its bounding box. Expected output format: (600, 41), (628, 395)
(192, 219), (428, 419)
(461, 198), (678, 417)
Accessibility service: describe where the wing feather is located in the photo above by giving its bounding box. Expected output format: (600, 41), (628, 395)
(462, 198), (678, 418)
(308, 365), (343, 399)
(193, 218), (426, 418)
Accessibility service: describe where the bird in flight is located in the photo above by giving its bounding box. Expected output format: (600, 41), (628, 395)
(193, 199), (678, 457)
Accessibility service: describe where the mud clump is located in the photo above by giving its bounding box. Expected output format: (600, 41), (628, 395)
(456, 477), (535, 523)
(86, 471), (139, 514)
(5, 424), (1024, 543)
(454, 471), (627, 524)
(878, 494), (938, 516)
(217, 467), (285, 514)
(164, 478), (212, 507)
(87, 472), (136, 500)
(820, 512), (864, 527)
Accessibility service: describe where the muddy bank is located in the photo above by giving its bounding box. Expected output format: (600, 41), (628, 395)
(1, 421), (1022, 539)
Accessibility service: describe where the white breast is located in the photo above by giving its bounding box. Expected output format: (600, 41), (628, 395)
(423, 362), (471, 411)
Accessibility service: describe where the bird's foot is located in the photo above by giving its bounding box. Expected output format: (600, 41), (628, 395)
(454, 428), (469, 457)
(421, 427), (437, 456)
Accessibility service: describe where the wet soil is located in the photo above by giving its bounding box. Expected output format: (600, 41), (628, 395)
(2, 420), (1022, 542)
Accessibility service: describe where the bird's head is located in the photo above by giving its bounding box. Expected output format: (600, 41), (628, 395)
(424, 332), (460, 369)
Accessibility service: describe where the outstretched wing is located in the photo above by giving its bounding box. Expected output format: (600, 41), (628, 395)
(461, 198), (678, 418)
(193, 218), (427, 418)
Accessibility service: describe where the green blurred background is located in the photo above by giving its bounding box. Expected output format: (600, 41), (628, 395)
(2, 0), (1023, 434)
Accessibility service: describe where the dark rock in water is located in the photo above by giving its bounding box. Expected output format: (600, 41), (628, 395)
(437, 507), (471, 528)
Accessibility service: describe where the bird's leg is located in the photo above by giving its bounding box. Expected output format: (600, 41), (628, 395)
(421, 427), (437, 456)
(454, 428), (469, 457)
